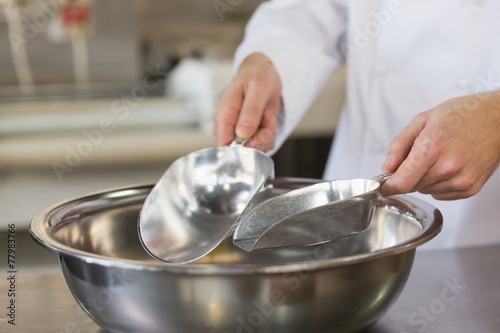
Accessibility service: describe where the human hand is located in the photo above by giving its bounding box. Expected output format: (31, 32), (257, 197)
(381, 93), (500, 200)
(214, 53), (282, 151)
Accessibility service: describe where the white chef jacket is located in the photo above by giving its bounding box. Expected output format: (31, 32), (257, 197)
(233, 0), (500, 249)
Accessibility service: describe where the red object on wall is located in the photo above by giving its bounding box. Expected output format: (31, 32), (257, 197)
(60, 4), (91, 27)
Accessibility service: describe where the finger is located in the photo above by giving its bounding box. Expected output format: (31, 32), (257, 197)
(235, 80), (271, 140)
(431, 190), (477, 201)
(382, 112), (429, 173)
(214, 84), (244, 146)
(381, 133), (440, 196)
(411, 159), (454, 191)
(246, 107), (280, 151)
(417, 178), (452, 195)
(247, 127), (276, 151)
(429, 173), (488, 199)
(423, 159), (495, 200)
(381, 112), (435, 196)
(418, 169), (486, 198)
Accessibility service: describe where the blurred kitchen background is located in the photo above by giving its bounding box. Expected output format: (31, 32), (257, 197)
(0, 0), (344, 270)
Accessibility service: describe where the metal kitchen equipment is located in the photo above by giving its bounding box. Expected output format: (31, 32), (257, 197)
(233, 173), (392, 252)
(30, 178), (442, 333)
(138, 140), (274, 264)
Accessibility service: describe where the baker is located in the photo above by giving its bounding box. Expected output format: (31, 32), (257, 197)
(214, 0), (500, 249)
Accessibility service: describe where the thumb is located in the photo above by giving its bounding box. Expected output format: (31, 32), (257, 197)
(382, 112), (429, 173)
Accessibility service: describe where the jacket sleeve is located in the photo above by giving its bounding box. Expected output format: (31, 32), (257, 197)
(234, 0), (348, 154)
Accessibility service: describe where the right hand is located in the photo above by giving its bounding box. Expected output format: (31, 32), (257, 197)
(214, 53), (282, 151)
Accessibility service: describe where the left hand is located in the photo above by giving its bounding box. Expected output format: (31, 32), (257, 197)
(213, 53), (282, 151)
(380, 92), (500, 200)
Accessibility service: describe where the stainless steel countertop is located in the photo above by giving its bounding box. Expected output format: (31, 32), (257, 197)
(1, 245), (499, 333)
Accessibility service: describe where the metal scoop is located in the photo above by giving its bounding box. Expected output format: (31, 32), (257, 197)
(233, 173), (392, 251)
(138, 140), (274, 264)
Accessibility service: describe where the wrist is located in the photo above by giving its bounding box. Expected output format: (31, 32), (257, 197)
(483, 91), (500, 166)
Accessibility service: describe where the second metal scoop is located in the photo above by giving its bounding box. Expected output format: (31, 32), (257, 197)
(138, 141), (274, 264)
(233, 173), (392, 251)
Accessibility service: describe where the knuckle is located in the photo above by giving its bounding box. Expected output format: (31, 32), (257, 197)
(438, 161), (462, 178)
(261, 128), (275, 144)
(417, 136), (441, 159)
(255, 129), (275, 151)
(414, 111), (429, 123)
(452, 176), (476, 193)
(248, 74), (270, 89)
(265, 109), (279, 132)
(418, 110), (431, 118)
(389, 134), (406, 149)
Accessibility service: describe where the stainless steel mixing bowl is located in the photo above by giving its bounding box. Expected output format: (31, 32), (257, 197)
(30, 178), (442, 333)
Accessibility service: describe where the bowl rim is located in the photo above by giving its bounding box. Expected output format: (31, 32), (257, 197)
(30, 179), (443, 275)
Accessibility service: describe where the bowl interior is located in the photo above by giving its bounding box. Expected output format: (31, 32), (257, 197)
(48, 186), (424, 266)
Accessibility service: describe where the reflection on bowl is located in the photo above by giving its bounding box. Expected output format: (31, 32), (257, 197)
(30, 179), (442, 333)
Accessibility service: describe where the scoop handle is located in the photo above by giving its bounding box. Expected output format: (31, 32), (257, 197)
(372, 172), (394, 184)
(230, 138), (249, 147)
